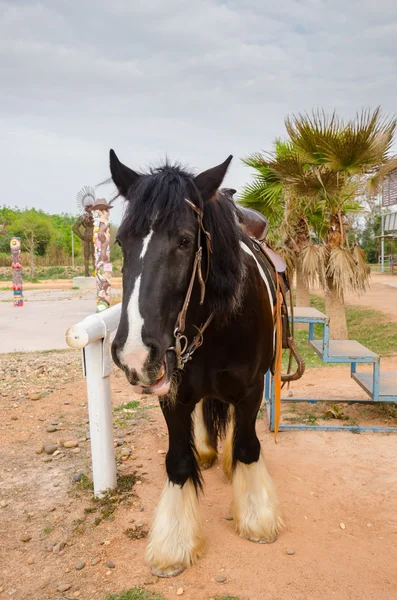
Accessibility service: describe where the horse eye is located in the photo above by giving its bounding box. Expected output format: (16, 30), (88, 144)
(178, 236), (191, 249)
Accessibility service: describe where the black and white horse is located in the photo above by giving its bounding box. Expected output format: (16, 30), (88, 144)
(110, 150), (283, 577)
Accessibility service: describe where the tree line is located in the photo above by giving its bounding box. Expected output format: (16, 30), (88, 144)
(0, 207), (80, 257)
(0, 207), (121, 271)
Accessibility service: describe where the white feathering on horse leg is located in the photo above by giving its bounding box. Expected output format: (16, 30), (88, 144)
(232, 451), (284, 542)
(145, 478), (204, 575)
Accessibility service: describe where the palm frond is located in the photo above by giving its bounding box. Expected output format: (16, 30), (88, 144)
(285, 109), (340, 165)
(324, 108), (396, 174)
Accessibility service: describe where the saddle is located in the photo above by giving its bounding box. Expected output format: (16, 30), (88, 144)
(238, 206), (287, 274)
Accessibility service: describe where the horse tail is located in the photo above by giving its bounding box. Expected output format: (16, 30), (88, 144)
(202, 397), (230, 447)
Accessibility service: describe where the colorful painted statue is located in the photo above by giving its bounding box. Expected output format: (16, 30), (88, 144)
(10, 237), (23, 307)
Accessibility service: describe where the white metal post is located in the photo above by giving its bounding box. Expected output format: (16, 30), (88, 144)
(84, 340), (117, 496)
(65, 303), (122, 497)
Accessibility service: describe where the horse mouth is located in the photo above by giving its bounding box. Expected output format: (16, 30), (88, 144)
(141, 359), (169, 394)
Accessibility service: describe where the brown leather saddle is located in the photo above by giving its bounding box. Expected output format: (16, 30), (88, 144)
(238, 206), (287, 274)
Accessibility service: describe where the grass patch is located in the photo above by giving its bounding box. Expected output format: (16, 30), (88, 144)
(76, 474), (94, 492)
(210, 597), (241, 600)
(114, 399), (157, 424)
(106, 587), (165, 600)
(88, 474), (138, 526)
(379, 403), (397, 419)
(284, 411), (318, 426)
(116, 400), (140, 411)
(284, 403), (363, 429)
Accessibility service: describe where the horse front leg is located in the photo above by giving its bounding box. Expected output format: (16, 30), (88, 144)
(145, 399), (204, 577)
(228, 383), (284, 543)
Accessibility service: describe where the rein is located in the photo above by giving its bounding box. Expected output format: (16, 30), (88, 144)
(169, 199), (214, 369)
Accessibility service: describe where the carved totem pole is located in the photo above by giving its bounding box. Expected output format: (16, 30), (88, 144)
(10, 237), (23, 306)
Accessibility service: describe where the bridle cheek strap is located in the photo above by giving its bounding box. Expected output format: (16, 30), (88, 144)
(169, 199), (214, 369)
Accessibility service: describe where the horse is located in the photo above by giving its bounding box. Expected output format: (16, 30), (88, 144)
(110, 150), (284, 577)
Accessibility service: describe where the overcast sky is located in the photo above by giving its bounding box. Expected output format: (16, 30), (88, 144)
(1, 0), (397, 224)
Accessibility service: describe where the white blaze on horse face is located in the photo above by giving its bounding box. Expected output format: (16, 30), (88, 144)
(119, 230), (153, 377)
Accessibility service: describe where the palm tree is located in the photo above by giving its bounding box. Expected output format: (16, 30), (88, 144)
(241, 108), (396, 339)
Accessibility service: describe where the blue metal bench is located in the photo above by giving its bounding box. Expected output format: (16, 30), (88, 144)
(264, 306), (397, 433)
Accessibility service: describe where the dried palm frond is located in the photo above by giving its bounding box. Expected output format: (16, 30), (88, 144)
(352, 245), (371, 285)
(299, 244), (326, 288)
(326, 246), (369, 298)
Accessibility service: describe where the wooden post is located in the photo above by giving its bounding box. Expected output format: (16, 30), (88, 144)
(10, 237), (23, 307)
(92, 199), (113, 312)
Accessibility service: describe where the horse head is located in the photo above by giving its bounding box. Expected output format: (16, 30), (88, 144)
(110, 150), (236, 396)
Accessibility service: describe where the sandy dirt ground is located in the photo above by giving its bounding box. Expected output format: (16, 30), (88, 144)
(0, 351), (396, 600)
(337, 271), (397, 322)
(1, 272), (396, 599)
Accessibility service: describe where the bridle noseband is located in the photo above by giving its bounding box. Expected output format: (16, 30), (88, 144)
(168, 199), (214, 369)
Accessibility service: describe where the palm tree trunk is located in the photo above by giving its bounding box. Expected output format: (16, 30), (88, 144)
(295, 259), (310, 331)
(324, 276), (348, 339)
(295, 260), (310, 306)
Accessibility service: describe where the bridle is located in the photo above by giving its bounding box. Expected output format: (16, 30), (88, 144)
(168, 198), (214, 369)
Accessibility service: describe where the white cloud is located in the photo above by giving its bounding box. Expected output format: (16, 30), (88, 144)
(0, 0), (396, 224)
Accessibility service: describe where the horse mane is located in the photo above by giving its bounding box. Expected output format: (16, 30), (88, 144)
(118, 163), (245, 320)
(202, 189), (245, 318)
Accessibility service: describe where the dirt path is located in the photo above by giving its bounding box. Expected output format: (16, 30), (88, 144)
(0, 278), (122, 291)
(1, 351), (396, 600)
(326, 271), (397, 322)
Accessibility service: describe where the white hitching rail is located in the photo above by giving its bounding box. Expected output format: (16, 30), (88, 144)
(65, 303), (122, 496)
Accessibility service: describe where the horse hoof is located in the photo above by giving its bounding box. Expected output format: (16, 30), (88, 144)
(151, 565), (185, 578)
(249, 534), (278, 544)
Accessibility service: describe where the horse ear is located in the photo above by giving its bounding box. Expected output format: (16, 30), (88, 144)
(194, 155), (233, 202)
(109, 149), (139, 197)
